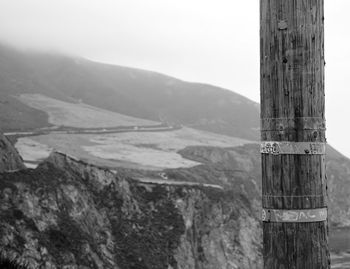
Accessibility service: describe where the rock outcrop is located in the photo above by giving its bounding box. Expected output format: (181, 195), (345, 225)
(0, 134), (25, 173)
(0, 152), (262, 269)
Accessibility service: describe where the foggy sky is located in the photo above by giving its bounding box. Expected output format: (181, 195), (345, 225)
(0, 0), (350, 157)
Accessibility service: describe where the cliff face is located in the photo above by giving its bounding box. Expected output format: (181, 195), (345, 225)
(0, 134), (25, 172)
(0, 152), (262, 269)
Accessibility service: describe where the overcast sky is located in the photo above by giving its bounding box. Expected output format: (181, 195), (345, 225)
(0, 0), (350, 157)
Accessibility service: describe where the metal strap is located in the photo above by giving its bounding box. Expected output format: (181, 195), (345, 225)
(260, 141), (325, 155)
(261, 117), (326, 131)
(262, 208), (327, 223)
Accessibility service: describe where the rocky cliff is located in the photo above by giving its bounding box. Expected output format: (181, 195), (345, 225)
(0, 134), (25, 173)
(0, 152), (262, 269)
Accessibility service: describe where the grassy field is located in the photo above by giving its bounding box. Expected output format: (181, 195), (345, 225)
(15, 93), (251, 170)
(18, 94), (158, 128)
(16, 127), (250, 170)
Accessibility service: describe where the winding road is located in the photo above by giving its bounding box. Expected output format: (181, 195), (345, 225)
(5, 124), (181, 138)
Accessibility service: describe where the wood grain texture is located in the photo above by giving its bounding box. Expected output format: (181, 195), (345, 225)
(260, 0), (330, 268)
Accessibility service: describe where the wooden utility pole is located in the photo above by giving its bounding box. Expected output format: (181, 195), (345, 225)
(260, 0), (330, 268)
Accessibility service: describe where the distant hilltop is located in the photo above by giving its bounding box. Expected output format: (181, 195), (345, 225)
(0, 43), (259, 140)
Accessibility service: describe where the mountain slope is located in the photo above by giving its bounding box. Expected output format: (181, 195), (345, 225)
(0, 43), (259, 140)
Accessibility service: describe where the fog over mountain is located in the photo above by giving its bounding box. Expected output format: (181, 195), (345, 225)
(0, 0), (350, 157)
(0, 43), (259, 140)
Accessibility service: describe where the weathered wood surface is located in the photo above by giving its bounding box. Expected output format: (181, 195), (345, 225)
(260, 0), (330, 268)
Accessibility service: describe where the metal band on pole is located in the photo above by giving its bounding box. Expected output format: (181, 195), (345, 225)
(260, 141), (326, 155)
(262, 208), (327, 223)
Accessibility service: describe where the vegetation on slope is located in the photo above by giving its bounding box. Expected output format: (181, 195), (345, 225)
(0, 43), (259, 140)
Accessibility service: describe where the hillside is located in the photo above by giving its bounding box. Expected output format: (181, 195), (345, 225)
(0, 43), (259, 139)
